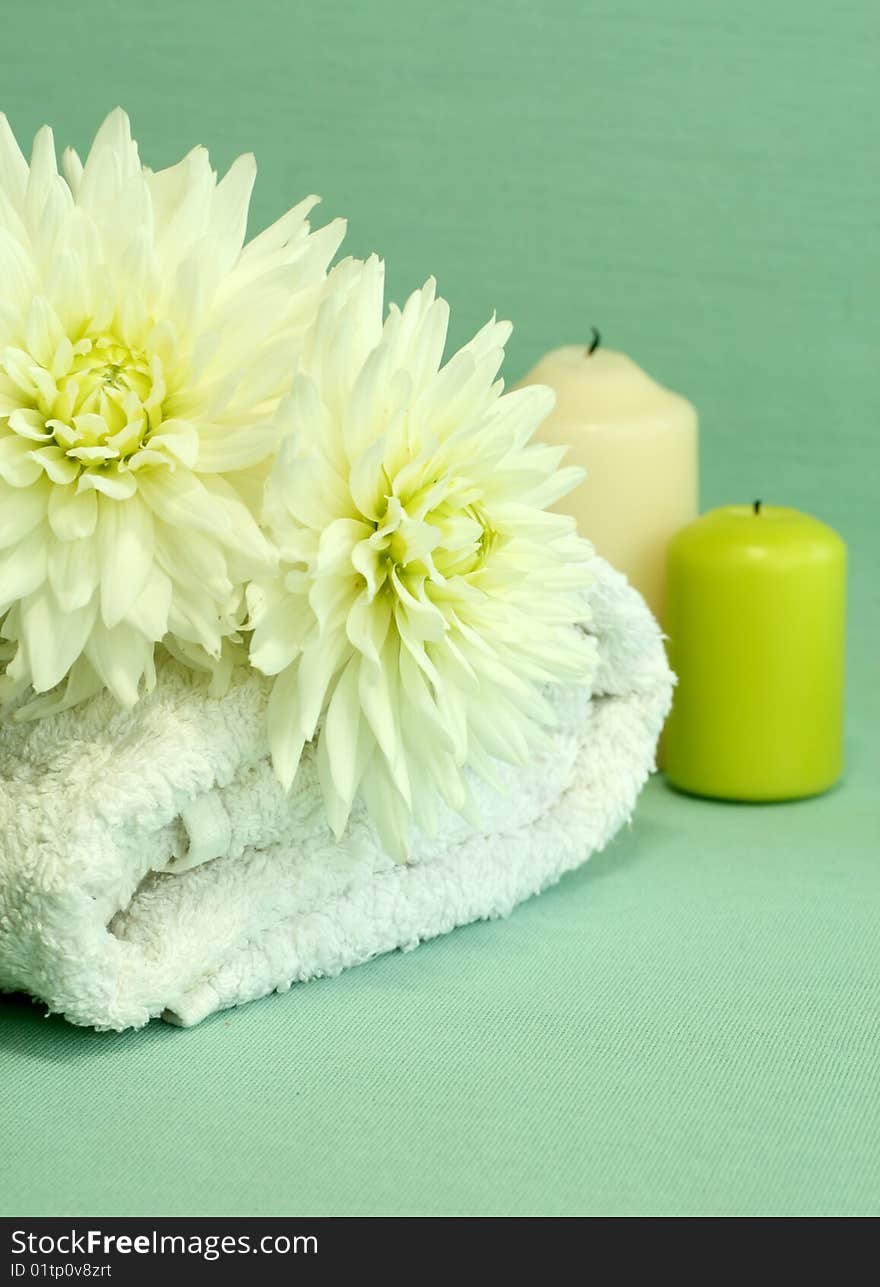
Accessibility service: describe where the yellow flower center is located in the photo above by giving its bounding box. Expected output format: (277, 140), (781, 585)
(1, 327), (185, 498)
(360, 491), (496, 602)
(49, 334), (165, 462)
(62, 339), (154, 413)
(432, 502), (496, 578)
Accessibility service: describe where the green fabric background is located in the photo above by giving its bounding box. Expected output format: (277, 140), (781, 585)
(1, 0), (877, 1215)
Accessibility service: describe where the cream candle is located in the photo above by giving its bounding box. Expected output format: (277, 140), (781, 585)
(516, 338), (698, 621)
(663, 504), (846, 800)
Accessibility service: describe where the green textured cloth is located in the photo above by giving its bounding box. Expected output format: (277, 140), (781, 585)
(1, 0), (878, 1216)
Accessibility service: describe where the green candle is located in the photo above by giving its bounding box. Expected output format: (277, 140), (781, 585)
(664, 504), (846, 801)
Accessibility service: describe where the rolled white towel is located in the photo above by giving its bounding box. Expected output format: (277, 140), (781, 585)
(0, 556), (673, 1030)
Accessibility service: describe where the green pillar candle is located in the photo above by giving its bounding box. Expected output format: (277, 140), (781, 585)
(664, 504), (846, 801)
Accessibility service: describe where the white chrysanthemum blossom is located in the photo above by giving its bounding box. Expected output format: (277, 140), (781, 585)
(0, 109), (345, 714)
(248, 256), (596, 857)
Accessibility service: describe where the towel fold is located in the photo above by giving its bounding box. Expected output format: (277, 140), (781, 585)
(0, 556), (673, 1031)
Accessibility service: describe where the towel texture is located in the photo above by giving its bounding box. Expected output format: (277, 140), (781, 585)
(0, 556), (672, 1030)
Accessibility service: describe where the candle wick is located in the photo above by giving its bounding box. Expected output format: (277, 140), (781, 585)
(753, 499), (762, 515)
(587, 327), (601, 356)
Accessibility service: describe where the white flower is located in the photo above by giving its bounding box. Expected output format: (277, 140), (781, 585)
(0, 108), (345, 714)
(248, 256), (596, 857)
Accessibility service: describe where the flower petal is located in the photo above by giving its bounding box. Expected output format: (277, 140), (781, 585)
(249, 594), (306, 676)
(21, 585), (97, 692)
(267, 664), (306, 791)
(137, 466), (231, 537)
(0, 434), (43, 486)
(48, 534), (98, 612)
(194, 421), (281, 473)
(0, 479), (48, 547)
(143, 418), (199, 468)
(125, 565), (172, 641)
(0, 112), (29, 203)
(0, 527), (48, 613)
(358, 649), (410, 806)
(322, 655), (363, 815)
(75, 467), (137, 501)
(97, 493), (154, 628)
(28, 444), (80, 485)
(48, 483), (97, 540)
(85, 618), (148, 707)
(7, 407), (51, 441)
(346, 587), (391, 663)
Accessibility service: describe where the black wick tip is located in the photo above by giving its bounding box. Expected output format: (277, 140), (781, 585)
(753, 499), (762, 515)
(587, 327), (601, 356)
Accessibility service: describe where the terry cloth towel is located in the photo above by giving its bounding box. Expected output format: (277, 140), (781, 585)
(0, 556), (673, 1031)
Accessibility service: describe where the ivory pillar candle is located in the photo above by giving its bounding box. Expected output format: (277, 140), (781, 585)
(517, 342), (698, 622)
(664, 504), (846, 800)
